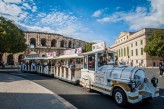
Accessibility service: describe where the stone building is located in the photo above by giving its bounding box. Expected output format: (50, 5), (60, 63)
(0, 31), (87, 66)
(109, 28), (163, 67)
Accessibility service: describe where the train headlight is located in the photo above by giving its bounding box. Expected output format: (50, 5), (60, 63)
(128, 81), (136, 92)
(151, 77), (158, 87)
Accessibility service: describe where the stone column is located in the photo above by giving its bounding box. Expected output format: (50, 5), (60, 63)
(3, 53), (7, 64)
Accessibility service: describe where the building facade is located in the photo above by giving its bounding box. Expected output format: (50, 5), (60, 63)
(0, 31), (87, 66)
(109, 28), (163, 67)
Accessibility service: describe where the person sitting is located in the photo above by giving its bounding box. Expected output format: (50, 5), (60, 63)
(98, 56), (106, 67)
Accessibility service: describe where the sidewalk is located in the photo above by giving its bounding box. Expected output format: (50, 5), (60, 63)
(0, 73), (77, 109)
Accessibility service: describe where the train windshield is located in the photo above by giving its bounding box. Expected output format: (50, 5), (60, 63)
(98, 52), (115, 67)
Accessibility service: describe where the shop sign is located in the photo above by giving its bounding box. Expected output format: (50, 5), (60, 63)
(64, 48), (82, 55)
(46, 52), (56, 57)
(92, 42), (106, 51)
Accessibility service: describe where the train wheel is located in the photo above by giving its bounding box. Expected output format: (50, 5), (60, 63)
(113, 88), (127, 106)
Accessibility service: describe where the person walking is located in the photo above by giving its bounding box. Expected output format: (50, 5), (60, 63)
(159, 62), (163, 77)
(162, 61), (164, 76)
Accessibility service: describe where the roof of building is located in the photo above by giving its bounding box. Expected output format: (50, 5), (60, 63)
(24, 31), (88, 43)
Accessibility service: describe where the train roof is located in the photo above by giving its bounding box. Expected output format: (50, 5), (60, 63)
(53, 54), (83, 60)
(82, 49), (115, 55)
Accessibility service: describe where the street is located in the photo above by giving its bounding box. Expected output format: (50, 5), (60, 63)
(1, 68), (164, 109)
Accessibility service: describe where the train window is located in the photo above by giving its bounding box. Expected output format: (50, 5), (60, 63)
(76, 58), (83, 69)
(76, 58), (83, 64)
(88, 54), (95, 71)
(98, 53), (107, 67)
(107, 53), (115, 65)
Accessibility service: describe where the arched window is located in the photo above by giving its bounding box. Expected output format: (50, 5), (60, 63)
(30, 38), (36, 47)
(65, 41), (67, 47)
(7, 54), (14, 65)
(72, 42), (75, 48)
(68, 41), (72, 48)
(51, 39), (56, 47)
(60, 40), (64, 47)
(41, 38), (46, 46)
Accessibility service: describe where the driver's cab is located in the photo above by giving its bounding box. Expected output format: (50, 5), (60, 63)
(83, 50), (115, 70)
(81, 49), (116, 84)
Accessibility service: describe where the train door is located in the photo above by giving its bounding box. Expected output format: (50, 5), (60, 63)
(81, 53), (96, 85)
(94, 52), (107, 85)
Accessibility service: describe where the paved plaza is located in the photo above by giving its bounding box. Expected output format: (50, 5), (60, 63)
(0, 72), (77, 109)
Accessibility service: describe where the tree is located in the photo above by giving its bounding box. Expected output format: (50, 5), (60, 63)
(83, 42), (95, 52)
(0, 16), (27, 54)
(144, 30), (164, 61)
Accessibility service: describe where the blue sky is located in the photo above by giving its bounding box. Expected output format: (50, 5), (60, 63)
(0, 0), (164, 46)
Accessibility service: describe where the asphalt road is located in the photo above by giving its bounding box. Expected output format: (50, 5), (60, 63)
(1, 68), (164, 109)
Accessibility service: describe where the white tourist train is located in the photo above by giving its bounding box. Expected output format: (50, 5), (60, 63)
(20, 42), (159, 106)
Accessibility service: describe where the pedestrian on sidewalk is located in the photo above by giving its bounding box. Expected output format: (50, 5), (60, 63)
(159, 61), (164, 77)
(162, 61), (164, 76)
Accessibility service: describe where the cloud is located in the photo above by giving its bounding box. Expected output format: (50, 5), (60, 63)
(97, 0), (164, 30)
(41, 12), (77, 27)
(92, 8), (108, 17)
(32, 6), (37, 12)
(17, 22), (56, 33)
(0, 0), (37, 22)
(0, 2), (22, 16)
(92, 10), (102, 17)
(23, 3), (31, 9)
(97, 13), (122, 23)
(3, 0), (22, 4)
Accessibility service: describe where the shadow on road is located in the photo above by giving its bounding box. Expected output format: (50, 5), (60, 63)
(0, 92), (68, 109)
(0, 71), (57, 82)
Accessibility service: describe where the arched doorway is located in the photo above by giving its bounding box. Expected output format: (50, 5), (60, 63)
(51, 39), (57, 47)
(30, 38), (36, 48)
(7, 54), (14, 65)
(18, 54), (24, 63)
(68, 41), (72, 48)
(41, 38), (46, 46)
(60, 40), (65, 47)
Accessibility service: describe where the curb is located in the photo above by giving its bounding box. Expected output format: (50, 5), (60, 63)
(30, 80), (77, 109)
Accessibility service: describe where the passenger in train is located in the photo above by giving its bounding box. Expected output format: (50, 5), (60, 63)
(57, 61), (61, 67)
(48, 60), (51, 71)
(31, 62), (36, 70)
(70, 60), (75, 80)
(98, 56), (107, 67)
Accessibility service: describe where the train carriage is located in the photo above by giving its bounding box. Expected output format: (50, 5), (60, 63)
(21, 56), (54, 76)
(52, 54), (83, 84)
(51, 48), (83, 84)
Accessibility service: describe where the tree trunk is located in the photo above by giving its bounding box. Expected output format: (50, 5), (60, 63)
(0, 53), (3, 62)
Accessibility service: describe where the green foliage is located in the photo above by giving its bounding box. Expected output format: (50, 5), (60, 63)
(83, 42), (95, 52)
(144, 30), (164, 61)
(0, 16), (27, 54)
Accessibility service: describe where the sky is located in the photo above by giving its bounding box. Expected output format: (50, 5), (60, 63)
(0, 0), (164, 46)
